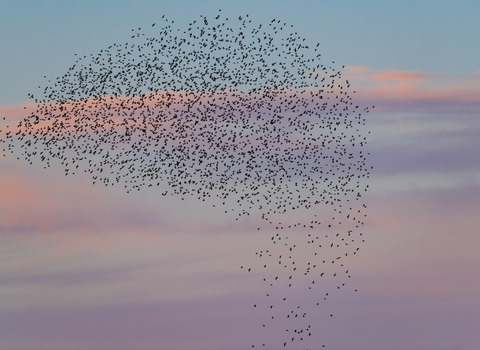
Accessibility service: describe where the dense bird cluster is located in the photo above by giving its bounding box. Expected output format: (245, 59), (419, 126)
(1, 10), (371, 349)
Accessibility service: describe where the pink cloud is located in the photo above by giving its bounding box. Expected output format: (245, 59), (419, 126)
(344, 66), (480, 113)
(345, 66), (368, 74)
(0, 103), (37, 121)
(2, 67), (478, 124)
(370, 71), (437, 82)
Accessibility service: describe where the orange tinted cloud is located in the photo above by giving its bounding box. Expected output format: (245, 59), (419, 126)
(345, 66), (480, 109)
(0, 103), (37, 121)
(370, 71), (436, 81)
(345, 66), (368, 74)
(3, 68), (480, 120)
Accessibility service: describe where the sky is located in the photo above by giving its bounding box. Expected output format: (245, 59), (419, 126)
(1, 1), (480, 350)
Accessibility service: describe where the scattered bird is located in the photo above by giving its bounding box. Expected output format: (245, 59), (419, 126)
(0, 10), (372, 349)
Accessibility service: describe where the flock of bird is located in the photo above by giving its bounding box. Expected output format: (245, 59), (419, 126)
(1, 10), (372, 349)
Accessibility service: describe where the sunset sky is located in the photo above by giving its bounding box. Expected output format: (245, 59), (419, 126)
(1, 1), (480, 350)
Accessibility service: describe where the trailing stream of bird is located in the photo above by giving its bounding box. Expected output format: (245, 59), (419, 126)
(1, 10), (372, 349)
